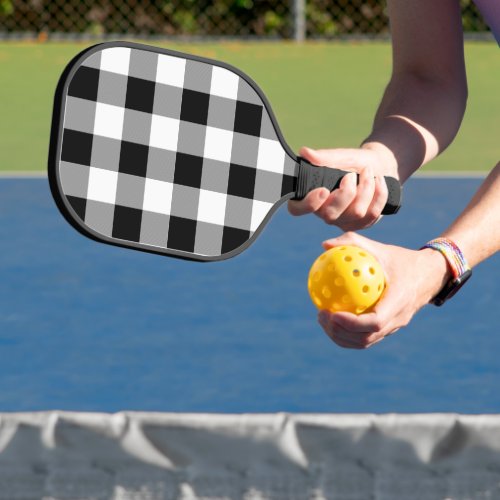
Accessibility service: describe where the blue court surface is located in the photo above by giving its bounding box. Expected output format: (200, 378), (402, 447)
(0, 176), (498, 413)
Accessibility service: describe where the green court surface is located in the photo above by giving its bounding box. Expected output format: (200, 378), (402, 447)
(0, 41), (497, 173)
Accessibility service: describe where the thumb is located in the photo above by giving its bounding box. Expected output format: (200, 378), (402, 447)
(299, 147), (364, 170)
(299, 146), (324, 165)
(322, 231), (369, 250)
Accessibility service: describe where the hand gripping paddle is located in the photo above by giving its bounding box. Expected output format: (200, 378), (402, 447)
(48, 41), (401, 261)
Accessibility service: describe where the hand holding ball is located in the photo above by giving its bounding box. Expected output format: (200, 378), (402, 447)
(308, 245), (385, 314)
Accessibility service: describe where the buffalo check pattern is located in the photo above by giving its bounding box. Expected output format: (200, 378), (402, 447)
(57, 45), (297, 258)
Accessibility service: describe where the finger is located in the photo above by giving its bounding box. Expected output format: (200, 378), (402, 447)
(364, 335), (386, 348)
(291, 147), (365, 221)
(319, 311), (370, 349)
(330, 324), (372, 348)
(342, 165), (376, 221)
(332, 293), (402, 339)
(288, 188), (330, 216)
(298, 146), (324, 165)
(330, 311), (385, 335)
(299, 147), (368, 171)
(329, 327), (379, 349)
(329, 315), (391, 349)
(361, 328), (399, 348)
(315, 172), (357, 224)
(322, 326), (365, 349)
(289, 147), (331, 217)
(325, 171), (390, 231)
(331, 337), (365, 349)
(363, 174), (389, 224)
(319, 310), (391, 349)
(385, 328), (400, 337)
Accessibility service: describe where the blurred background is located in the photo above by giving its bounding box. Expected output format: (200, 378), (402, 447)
(0, 1), (497, 176)
(0, 0), (492, 40)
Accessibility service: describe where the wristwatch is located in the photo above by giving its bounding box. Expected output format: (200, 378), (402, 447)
(421, 238), (472, 306)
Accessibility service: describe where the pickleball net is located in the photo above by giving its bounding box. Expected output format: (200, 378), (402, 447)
(1, 412), (500, 499)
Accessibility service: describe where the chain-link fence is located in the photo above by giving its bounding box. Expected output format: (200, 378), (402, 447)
(0, 0), (491, 40)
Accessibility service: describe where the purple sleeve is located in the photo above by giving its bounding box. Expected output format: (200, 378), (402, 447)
(473, 0), (500, 45)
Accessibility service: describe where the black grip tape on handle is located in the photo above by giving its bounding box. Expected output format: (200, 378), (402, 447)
(293, 157), (402, 215)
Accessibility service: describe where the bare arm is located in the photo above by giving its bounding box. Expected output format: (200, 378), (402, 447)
(363, 0), (468, 181)
(288, 0), (469, 229)
(442, 162), (500, 267)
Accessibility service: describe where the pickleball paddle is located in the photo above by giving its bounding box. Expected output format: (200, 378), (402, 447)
(48, 41), (401, 261)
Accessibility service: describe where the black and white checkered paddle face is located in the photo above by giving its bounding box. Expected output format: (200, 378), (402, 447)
(49, 42), (401, 261)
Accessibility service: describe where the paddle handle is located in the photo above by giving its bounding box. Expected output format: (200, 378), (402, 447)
(293, 157), (402, 215)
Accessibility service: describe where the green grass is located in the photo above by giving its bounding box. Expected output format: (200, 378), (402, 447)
(0, 41), (497, 172)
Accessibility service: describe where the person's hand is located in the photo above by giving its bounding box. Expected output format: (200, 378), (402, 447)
(288, 146), (398, 231)
(316, 232), (451, 349)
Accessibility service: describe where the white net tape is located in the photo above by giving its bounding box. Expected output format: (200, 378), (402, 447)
(0, 412), (500, 499)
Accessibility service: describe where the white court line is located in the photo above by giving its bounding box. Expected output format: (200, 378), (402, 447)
(414, 170), (487, 178)
(0, 171), (47, 178)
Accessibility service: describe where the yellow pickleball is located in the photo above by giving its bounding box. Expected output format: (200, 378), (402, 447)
(308, 245), (385, 314)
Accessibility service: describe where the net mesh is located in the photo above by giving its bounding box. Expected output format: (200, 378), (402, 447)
(1, 412), (500, 499)
(0, 0), (491, 39)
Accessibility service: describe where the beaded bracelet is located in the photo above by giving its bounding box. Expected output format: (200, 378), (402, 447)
(420, 237), (472, 306)
(421, 238), (470, 278)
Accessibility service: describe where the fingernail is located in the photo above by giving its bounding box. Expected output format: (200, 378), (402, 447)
(319, 189), (329, 200)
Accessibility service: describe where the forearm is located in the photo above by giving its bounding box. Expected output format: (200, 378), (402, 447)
(361, 0), (467, 183)
(418, 162), (500, 303)
(441, 162), (500, 267)
(362, 72), (467, 183)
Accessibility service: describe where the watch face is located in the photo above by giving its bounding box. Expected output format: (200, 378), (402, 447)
(432, 269), (472, 306)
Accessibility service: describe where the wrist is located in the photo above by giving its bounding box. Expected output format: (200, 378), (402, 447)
(420, 238), (472, 306)
(360, 141), (399, 178)
(417, 248), (453, 304)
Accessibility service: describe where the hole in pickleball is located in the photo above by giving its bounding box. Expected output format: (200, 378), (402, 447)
(344, 256), (352, 262)
(313, 271), (321, 282)
(378, 284), (382, 291)
(322, 286), (332, 299)
(333, 303), (342, 311)
(362, 285), (369, 293)
(313, 294), (322, 307)
(334, 277), (344, 286)
(352, 269), (360, 277)
(342, 295), (351, 304)
(369, 267), (376, 275)
(356, 306), (366, 314)
(359, 251), (366, 257)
